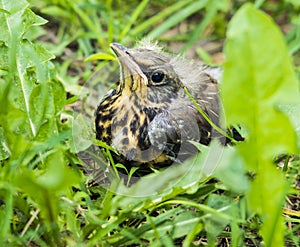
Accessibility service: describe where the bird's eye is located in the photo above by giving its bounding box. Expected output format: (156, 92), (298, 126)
(151, 71), (165, 83)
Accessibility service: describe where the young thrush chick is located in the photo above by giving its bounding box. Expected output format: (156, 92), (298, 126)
(95, 42), (222, 174)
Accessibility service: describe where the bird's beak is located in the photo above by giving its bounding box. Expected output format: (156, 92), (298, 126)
(110, 43), (148, 91)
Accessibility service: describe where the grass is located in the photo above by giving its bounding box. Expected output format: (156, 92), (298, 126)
(0, 0), (299, 246)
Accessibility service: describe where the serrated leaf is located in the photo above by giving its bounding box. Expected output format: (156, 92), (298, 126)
(1, 1), (55, 141)
(0, 0), (28, 15)
(0, 0), (46, 43)
(222, 4), (299, 246)
(29, 79), (65, 141)
(18, 40), (54, 83)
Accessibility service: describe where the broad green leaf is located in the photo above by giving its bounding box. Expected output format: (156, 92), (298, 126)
(0, 0), (29, 44)
(51, 79), (66, 113)
(279, 104), (300, 148)
(29, 79), (65, 141)
(14, 148), (81, 245)
(248, 166), (287, 244)
(222, 4), (298, 160)
(0, 0), (46, 43)
(214, 146), (249, 194)
(18, 40), (54, 83)
(37, 150), (81, 191)
(222, 4), (299, 246)
(13, 41), (55, 139)
(1, 0), (55, 141)
(22, 8), (47, 33)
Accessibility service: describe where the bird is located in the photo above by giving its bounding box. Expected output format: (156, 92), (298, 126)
(95, 41), (225, 175)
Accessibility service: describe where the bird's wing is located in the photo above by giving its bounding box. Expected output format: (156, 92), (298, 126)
(147, 110), (198, 163)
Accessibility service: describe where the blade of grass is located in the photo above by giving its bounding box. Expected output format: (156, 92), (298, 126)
(120, 0), (150, 40)
(146, 0), (209, 39)
(106, 0), (114, 46)
(68, 0), (104, 49)
(158, 199), (233, 222)
(254, 0), (266, 8)
(180, 3), (218, 54)
(131, 0), (192, 36)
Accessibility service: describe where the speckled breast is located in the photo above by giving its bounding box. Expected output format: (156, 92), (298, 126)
(95, 89), (168, 167)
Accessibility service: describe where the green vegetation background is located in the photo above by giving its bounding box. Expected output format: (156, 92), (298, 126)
(0, 0), (299, 246)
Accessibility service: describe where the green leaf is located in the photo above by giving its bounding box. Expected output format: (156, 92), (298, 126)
(18, 40), (54, 82)
(222, 5), (299, 158)
(29, 79), (65, 141)
(0, 41), (8, 69)
(222, 4), (299, 246)
(0, 0), (46, 43)
(214, 147), (249, 194)
(0, 0), (28, 44)
(85, 52), (116, 62)
(279, 104), (300, 148)
(0, 1), (55, 141)
(14, 148), (81, 245)
(14, 148), (81, 215)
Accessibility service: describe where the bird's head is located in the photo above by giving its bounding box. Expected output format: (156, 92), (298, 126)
(110, 42), (185, 104)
